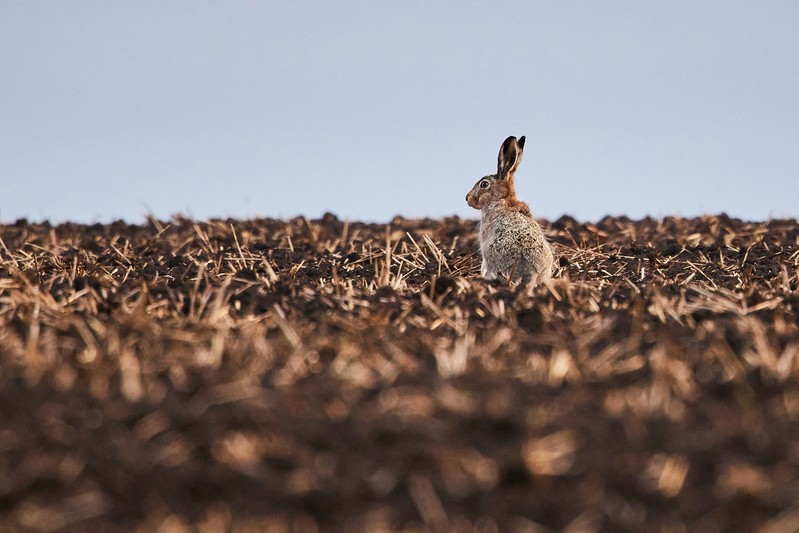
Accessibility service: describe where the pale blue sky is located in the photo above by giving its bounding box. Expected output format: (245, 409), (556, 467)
(2, 2), (797, 223)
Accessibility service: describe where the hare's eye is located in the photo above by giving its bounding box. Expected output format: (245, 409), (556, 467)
(479, 180), (490, 189)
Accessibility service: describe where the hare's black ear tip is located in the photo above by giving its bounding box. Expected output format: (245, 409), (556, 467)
(518, 136), (526, 148)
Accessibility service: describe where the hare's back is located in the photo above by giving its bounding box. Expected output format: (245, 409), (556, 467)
(492, 210), (546, 248)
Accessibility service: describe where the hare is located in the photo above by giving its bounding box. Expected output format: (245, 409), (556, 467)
(466, 135), (554, 285)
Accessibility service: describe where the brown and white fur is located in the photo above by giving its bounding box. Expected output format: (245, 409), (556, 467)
(465, 135), (554, 285)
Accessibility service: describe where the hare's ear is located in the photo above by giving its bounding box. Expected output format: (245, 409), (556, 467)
(497, 135), (525, 181)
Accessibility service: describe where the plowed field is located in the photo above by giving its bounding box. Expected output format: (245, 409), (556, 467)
(1, 214), (798, 532)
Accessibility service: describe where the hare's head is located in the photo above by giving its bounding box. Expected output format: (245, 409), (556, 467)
(466, 135), (525, 210)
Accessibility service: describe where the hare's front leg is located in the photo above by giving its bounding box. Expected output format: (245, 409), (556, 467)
(481, 258), (497, 280)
